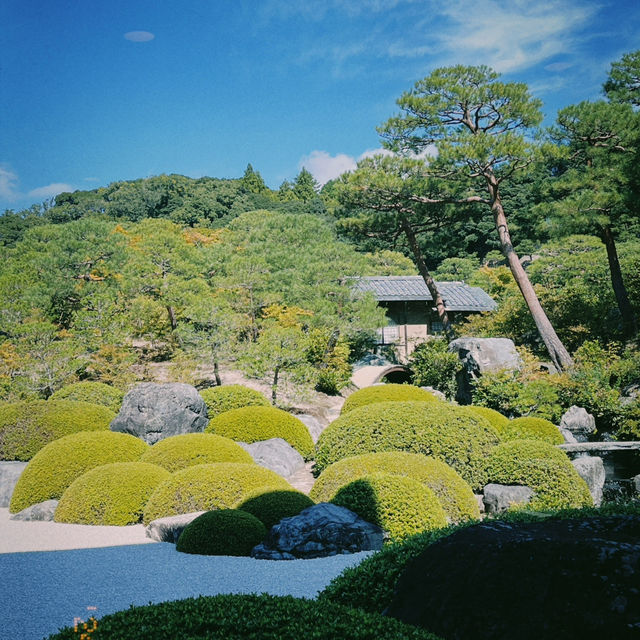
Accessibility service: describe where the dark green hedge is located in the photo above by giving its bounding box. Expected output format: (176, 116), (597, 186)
(237, 489), (314, 529)
(501, 416), (564, 444)
(200, 384), (269, 419)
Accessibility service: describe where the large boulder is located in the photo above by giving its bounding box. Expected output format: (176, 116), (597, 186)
(482, 483), (534, 514)
(387, 516), (640, 640)
(145, 511), (206, 543)
(10, 499), (58, 521)
(238, 438), (305, 478)
(0, 461), (27, 507)
(110, 383), (208, 445)
(251, 503), (384, 560)
(560, 406), (596, 442)
(572, 456), (606, 506)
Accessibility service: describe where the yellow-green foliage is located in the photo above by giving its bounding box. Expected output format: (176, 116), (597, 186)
(55, 462), (170, 525)
(467, 406), (510, 434)
(200, 385), (269, 420)
(502, 416), (564, 444)
(206, 406), (314, 459)
(49, 382), (124, 413)
(0, 400), (115, 461)
(139, 433), (252, 472)
(341, 384), (438, 414)
(315, 401), (500, 490)
(237, 489), (315, 529)
(143, 462), (292, 525)
(331, 472), (448, 541)
(176, 509), (267, 556)
(486, 440), (593, 510)
(9, 431), (148, 513)
(310, 452), (479, 524)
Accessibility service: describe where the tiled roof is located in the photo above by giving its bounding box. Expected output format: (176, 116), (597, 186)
(352, 276), (497, 311)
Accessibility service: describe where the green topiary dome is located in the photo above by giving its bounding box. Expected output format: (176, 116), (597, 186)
(315, 401), (500, 490)
(9, 431), (149, 513)
(199, 385), (269, 420)
(501, 416), (564, 445)
(49, 382), (124, 413)
(176, 509), (267, 556)
(0, 399), (115, 461)
(205, 406), (314, 459)
(310, 451), (479, 524)
(236, 489), (315, 529)
(139, 433), (252, 472)
(142, 462), (293, 525)
(466, 406), (510, 434)
(55, 462), (170, 525)
(341, 384), (438, 414)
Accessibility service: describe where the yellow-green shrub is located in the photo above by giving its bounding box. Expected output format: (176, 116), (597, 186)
(466, 406), (510, 434)
(49, 382), (124, 413)
(55, 462), (170, 525)
(237, 489), (315, 529)
(341, 384), (438, 414)
(501, 416), (564, 444)
(200, 385), (269, 420)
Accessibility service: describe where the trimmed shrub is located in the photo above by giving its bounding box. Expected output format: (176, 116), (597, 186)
(466, 405), (510, 434)
(206, 406), (314, 459)
(55, 462), (170, 525)
(9, 431), (148, 513)
(176, 509), (267, 556)
(501, 416), (564, 444)
(139, 433), (252, 472)
(315, 401), (501, 490)
(331, 472), (448, 541)
(0, 400), (115, 461)
(46, 594), (442, 640)
(341, 383), (438, 414)
(237, 489), (315, 529)
(49, 381), (124, 413)
(143, 462), (292, 525)
(409, 339), (460, 400)
(310, 452), (478, 524)
(199, 385), (269, 419)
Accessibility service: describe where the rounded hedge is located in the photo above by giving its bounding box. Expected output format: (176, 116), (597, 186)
(466, 405), (510, 433)
(200, 384), (269, 419)
(49, 381), (124, 413)
(0, 399), (116, 461)
(55, 462), (170, 525)
(237, 489), (315, 529)
(9, 431), (149, 513)
(331, 472), (448, 541)
(206, 406), (314, 459)
(139, 433), (252, 472)
(501, 416), (564, 445)
(341, 384), (438, 414)
(310, 452), (478, 524)
(142, 462), (292, 525)
(176, 509), (267, 556)
(315, 401), (501, 490)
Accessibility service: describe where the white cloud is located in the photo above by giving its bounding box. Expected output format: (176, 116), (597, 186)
(0, 166), (19, 201)
(544, 61), (573, 72)
(124, 31), (155, 42)
(27, 183), (74, 200)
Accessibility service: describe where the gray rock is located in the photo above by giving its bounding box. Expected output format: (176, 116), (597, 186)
(572, 456), (606, 506)
(251, 503), (384, 560)
(633, 474), (640, 496)
(145, 511), (206, 543)
(110, 383), (209, 444)
(238, 438), (305, 478)
(559, 428), (578, 444)
(0, 461), (27, 508)
(420, 386), (447, 402)
(560, 406), (596, 443)
(482, 483), (534, 514)
(10, 499), (58, 521)
(296, 414), (324, 444)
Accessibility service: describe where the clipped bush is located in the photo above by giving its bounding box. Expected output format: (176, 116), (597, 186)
(9, 431), (148, 513)
(331, 472), (448, 541)
(143, 462), (292, 525)
(176, 509), (267, 556)
(49, 381), (124, 413)
(139, 433), (252, 472)
(199, 385), (269, 419)
(0, 399), (115, 461)
(315, 401), (500, 490)
(466, 405), (510, 434)
(206, 406), (313, 459)
(409, 339), (460, 400)
(237, 489), (315, 529)
(501, 416), (564, 444)
(341, 383), (438, 414)
(55, 462), (170, 525)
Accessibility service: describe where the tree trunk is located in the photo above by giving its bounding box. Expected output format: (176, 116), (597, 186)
(600, 225), (638, 338)
(399, 215), (455, 341)
(213, 360), (222, 386)
(271, 365), (280, 405)
(166, 305), (177, 331)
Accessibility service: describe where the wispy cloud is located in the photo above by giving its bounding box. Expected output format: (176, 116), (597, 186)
(27, 183), (74, 200)
(124, 31), (155, 42)
(0, 166), (20, 201)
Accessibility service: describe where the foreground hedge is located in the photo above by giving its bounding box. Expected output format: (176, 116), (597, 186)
(466, 405), (510, 433)
(341, 384), (438, 414)
(49, 382), (124, 413)
(200, 385), (269, 419)
(501, 416), (564, 444)
(237, 489), (315, 529)
(46, 593), (442, 639)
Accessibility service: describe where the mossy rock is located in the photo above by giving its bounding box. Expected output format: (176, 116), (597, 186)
(206, 406), (314, 459)
(501, 416), (564, 445)
(49, 382), (124, 413)
(176, 509), (267, 556)
(0, 399), (115, 461)
(139, 433), (252, 472)
(467, 406), (510, 434)
(9, 431), (149, 513)
(237, 489), (315, 529)
(315, 401), (500, 490)
(310, 451), (479, 524)
(200, 385), (269, 419)
(341, 384), (438, 414)
(142, 462), (293, 525)
(331, 472), (448, 541)
(55, 462), (170, 525)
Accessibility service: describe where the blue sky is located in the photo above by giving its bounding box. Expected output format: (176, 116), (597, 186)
(2, 0), (639, 211)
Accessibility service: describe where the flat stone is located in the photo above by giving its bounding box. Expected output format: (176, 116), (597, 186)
(482, 484), (534, 514)
(559, 428), (578, 444)
(145, 511), (206, 543)
(572, 456), (606, 506)
(0, 461), (27, 508)
(560, 406), (596, 442)
(10, 499), (58, 521)
(238, 438), (305, 478)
